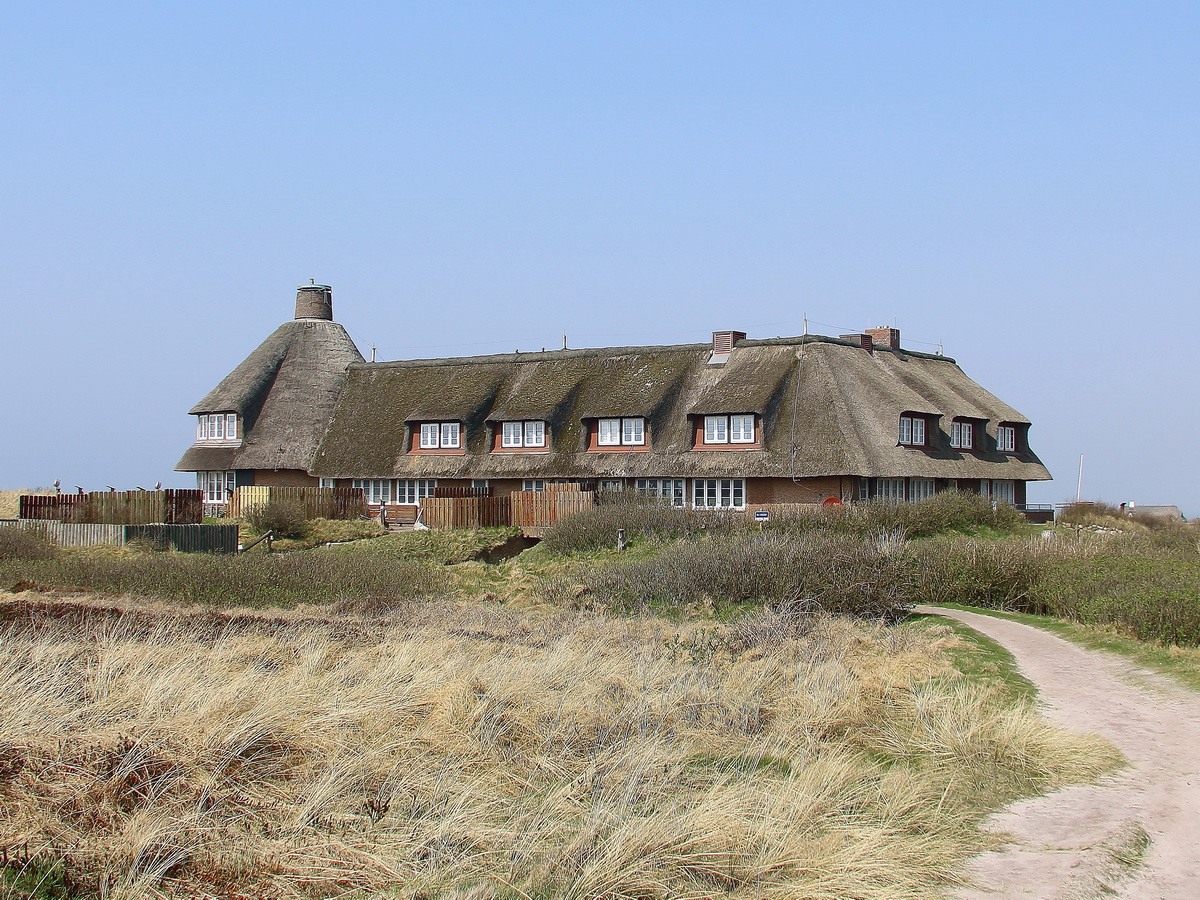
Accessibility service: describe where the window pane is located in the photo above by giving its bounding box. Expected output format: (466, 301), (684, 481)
(525, 421), (545, 447)
(212, 415), (224, 440)
(912, 418), (925, 445)
(622, 418), (644, 445)
(441, 423), (459, 448)
(704, 416), (727, 443)
(731, 415), (754, 443)
(227, 414), (238, 440)
(421, 423), (439, 448)
(502, 422), (522, 446)
(598, 419), (619, 445)
(899, 417), (911, 444)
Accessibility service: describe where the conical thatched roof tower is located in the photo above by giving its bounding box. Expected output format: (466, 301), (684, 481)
(175, 284), (363, 483)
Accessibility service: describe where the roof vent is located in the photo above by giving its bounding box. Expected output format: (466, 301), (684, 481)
(840, 333), (874, 353)
(295, 282), (333, 320)
(709, 330), (746, 365)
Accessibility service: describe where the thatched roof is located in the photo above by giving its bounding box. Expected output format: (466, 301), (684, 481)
(176, 320), (363, 473)
(310, 335), (1050, 483)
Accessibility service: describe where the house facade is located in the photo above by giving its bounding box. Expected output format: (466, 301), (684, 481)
(176, 285), (1051, 514)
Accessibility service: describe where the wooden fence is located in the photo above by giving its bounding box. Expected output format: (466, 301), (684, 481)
(18, 490), (202, 525)
(226, 486), (365, 520)
(420, 496), (512, 530)
(509, 489), (594, 532)
(415, 484), (593, 533)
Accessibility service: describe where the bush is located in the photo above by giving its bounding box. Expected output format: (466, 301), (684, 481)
(542, 490), (1023, 555)
(541, 494), (739, 554)
(0, 526), (58, 560)
(564, 530), (917, 620)
(243, 499), (309, 539)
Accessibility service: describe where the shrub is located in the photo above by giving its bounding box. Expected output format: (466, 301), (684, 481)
(567, 530), (917, 620)
(541, 494), (739, 553)
(243, 499), (309, 539)
(0, 525), (58, 560)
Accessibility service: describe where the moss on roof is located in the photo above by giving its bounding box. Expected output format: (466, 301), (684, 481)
(310, 336), (1051, 483)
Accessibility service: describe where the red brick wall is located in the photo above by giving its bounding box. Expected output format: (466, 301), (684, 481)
(865, 327), (901, 350)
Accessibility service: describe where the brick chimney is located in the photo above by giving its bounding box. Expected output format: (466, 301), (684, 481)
(295, 282), (334, 320)
(865, 326), (900, 350)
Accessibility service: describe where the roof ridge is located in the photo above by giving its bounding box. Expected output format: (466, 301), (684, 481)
(352, 333), (955, 369)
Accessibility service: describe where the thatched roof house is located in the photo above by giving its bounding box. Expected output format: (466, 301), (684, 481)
(177, 286), (1050, 510)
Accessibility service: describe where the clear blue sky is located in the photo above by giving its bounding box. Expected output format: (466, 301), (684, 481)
(4, 2), (1197, 513)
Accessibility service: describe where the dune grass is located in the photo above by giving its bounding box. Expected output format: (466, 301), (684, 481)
(0, 596), (1119, 900)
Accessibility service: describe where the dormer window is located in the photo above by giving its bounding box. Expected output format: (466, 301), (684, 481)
(597, 417), (645, 447)
(997, 424), (1018, 453)
(703, 414), (755, 445)
(419, 422), (461, 449)
(898, 414), (927, 447)
(950, 419), (975, 450)
(499, 421), (547, 449)
(197, 413), (238, 442)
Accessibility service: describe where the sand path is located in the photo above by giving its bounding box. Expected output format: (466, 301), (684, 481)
(916, 606), (1200, 899)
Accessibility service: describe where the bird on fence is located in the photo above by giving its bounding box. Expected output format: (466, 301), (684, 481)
(75, 486), (84, 494)
(53, 479), (61, 493)
(154, 482), (162, 490)
(106, 486), (116, 492)
(136, 486), (145, 491)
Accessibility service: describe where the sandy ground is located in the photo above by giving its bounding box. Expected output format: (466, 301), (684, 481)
(917, 606), (1200, 900)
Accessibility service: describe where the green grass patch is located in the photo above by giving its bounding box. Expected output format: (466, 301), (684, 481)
(906, 612), (1037, 701)
(929, 603), (1200, 693)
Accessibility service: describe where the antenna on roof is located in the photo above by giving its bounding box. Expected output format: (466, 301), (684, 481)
(562, 334), (568, 350)
(937, 341), (943, 356)
(803, 313), (808, 335)
(371, 344), (376, 362)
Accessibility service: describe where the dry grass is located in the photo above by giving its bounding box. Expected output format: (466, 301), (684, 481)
(0, 489), (56, 521)
(0, 594), (1118, 899)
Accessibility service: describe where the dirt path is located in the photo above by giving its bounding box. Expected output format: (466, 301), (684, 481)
(916, 606), (1200, 899)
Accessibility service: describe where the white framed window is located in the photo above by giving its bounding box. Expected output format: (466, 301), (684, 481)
(635, 478), (686, 507)
(899, 415), (926, 447)
(989, 480), (1016, 504)
(692, 478), (746, 509)
(950, 420), (974, 450)
(198, 471), (235, 504)
(703, 415), (729, 444)
(876, 478), (906, 503)
(522, 479), (546, 492)
(730, 415), (755, 443)
(397, 479), (437, 504)
(599, 479), (624, 493)
(353, 479), (393, 504)
(418, 422), (460, 449)
(318, 477), (335, 489)
(196, 413), (238, 442)
(500, 421), (547, 448)
(598, 417), (646, 447)
(471, 479), (489, 490)
(702, 415), (756, 445)
(909, 477), (936, 501)
(997, 425), (1017, 453)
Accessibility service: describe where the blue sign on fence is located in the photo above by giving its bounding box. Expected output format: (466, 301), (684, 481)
(754, 510), (769, 521)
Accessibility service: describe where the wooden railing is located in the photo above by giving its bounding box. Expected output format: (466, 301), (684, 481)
(19, 490), (202, 525)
